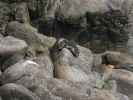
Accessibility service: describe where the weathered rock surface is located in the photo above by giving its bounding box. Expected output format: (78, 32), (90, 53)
(30, 54), (54, 78)
(21, 77), (127, 100)
(6, 21), (56, 48)
(0, 60), (45, 85)
(111, 69), (133, 100)
(5, 21), (39, 44)
(0, 36), (27, 56)
(35, 80), (128, 100)
(1, 53), (25, 71)
(0, 83), (40, 100)
(0, 50), (129, 100)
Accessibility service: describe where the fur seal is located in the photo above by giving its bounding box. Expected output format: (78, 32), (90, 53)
(54, 38), (79, 57)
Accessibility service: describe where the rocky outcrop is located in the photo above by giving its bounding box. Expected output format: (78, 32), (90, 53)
(6, 21), (56, 47)
(93, 51), (133, 100)
(0, 60), (46, 85)
(0, 0), (132, 100)
(0, 83), (40, 100)
(0, 36), (27, 56)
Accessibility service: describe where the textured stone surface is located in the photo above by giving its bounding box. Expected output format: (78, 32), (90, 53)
(0, 36), (27, 56)
(0, 83), (40, 100)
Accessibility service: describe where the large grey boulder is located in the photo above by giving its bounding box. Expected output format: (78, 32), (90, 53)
(1, 53), (25, 71)
(5, 21), (39, 45)
(31, 54), (54, 78)
(0, 60), (46, 85)
(0, 83), (40, 100)
(6, 21), (56, 48)
(0, 36), (27, 56)
(0, 55), (54, 90)
(5, 21), (56, 58)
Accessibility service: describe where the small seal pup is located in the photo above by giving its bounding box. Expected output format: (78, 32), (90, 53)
(53, 38), (80, 57)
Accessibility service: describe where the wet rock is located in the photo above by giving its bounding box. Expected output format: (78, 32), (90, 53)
(0, 83), (40, 100)
(51, 42), (93, 82)
(0, 36), (27, 56)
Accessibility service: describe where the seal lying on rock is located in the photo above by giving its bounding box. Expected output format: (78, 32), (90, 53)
(102, 51), (132, 65)
(51, 39), (93, 82)
(101, 51), (133, 72)
(54, 38), (79, 57)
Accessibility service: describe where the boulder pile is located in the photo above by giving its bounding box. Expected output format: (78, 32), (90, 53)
(0, 0), (132, 100)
